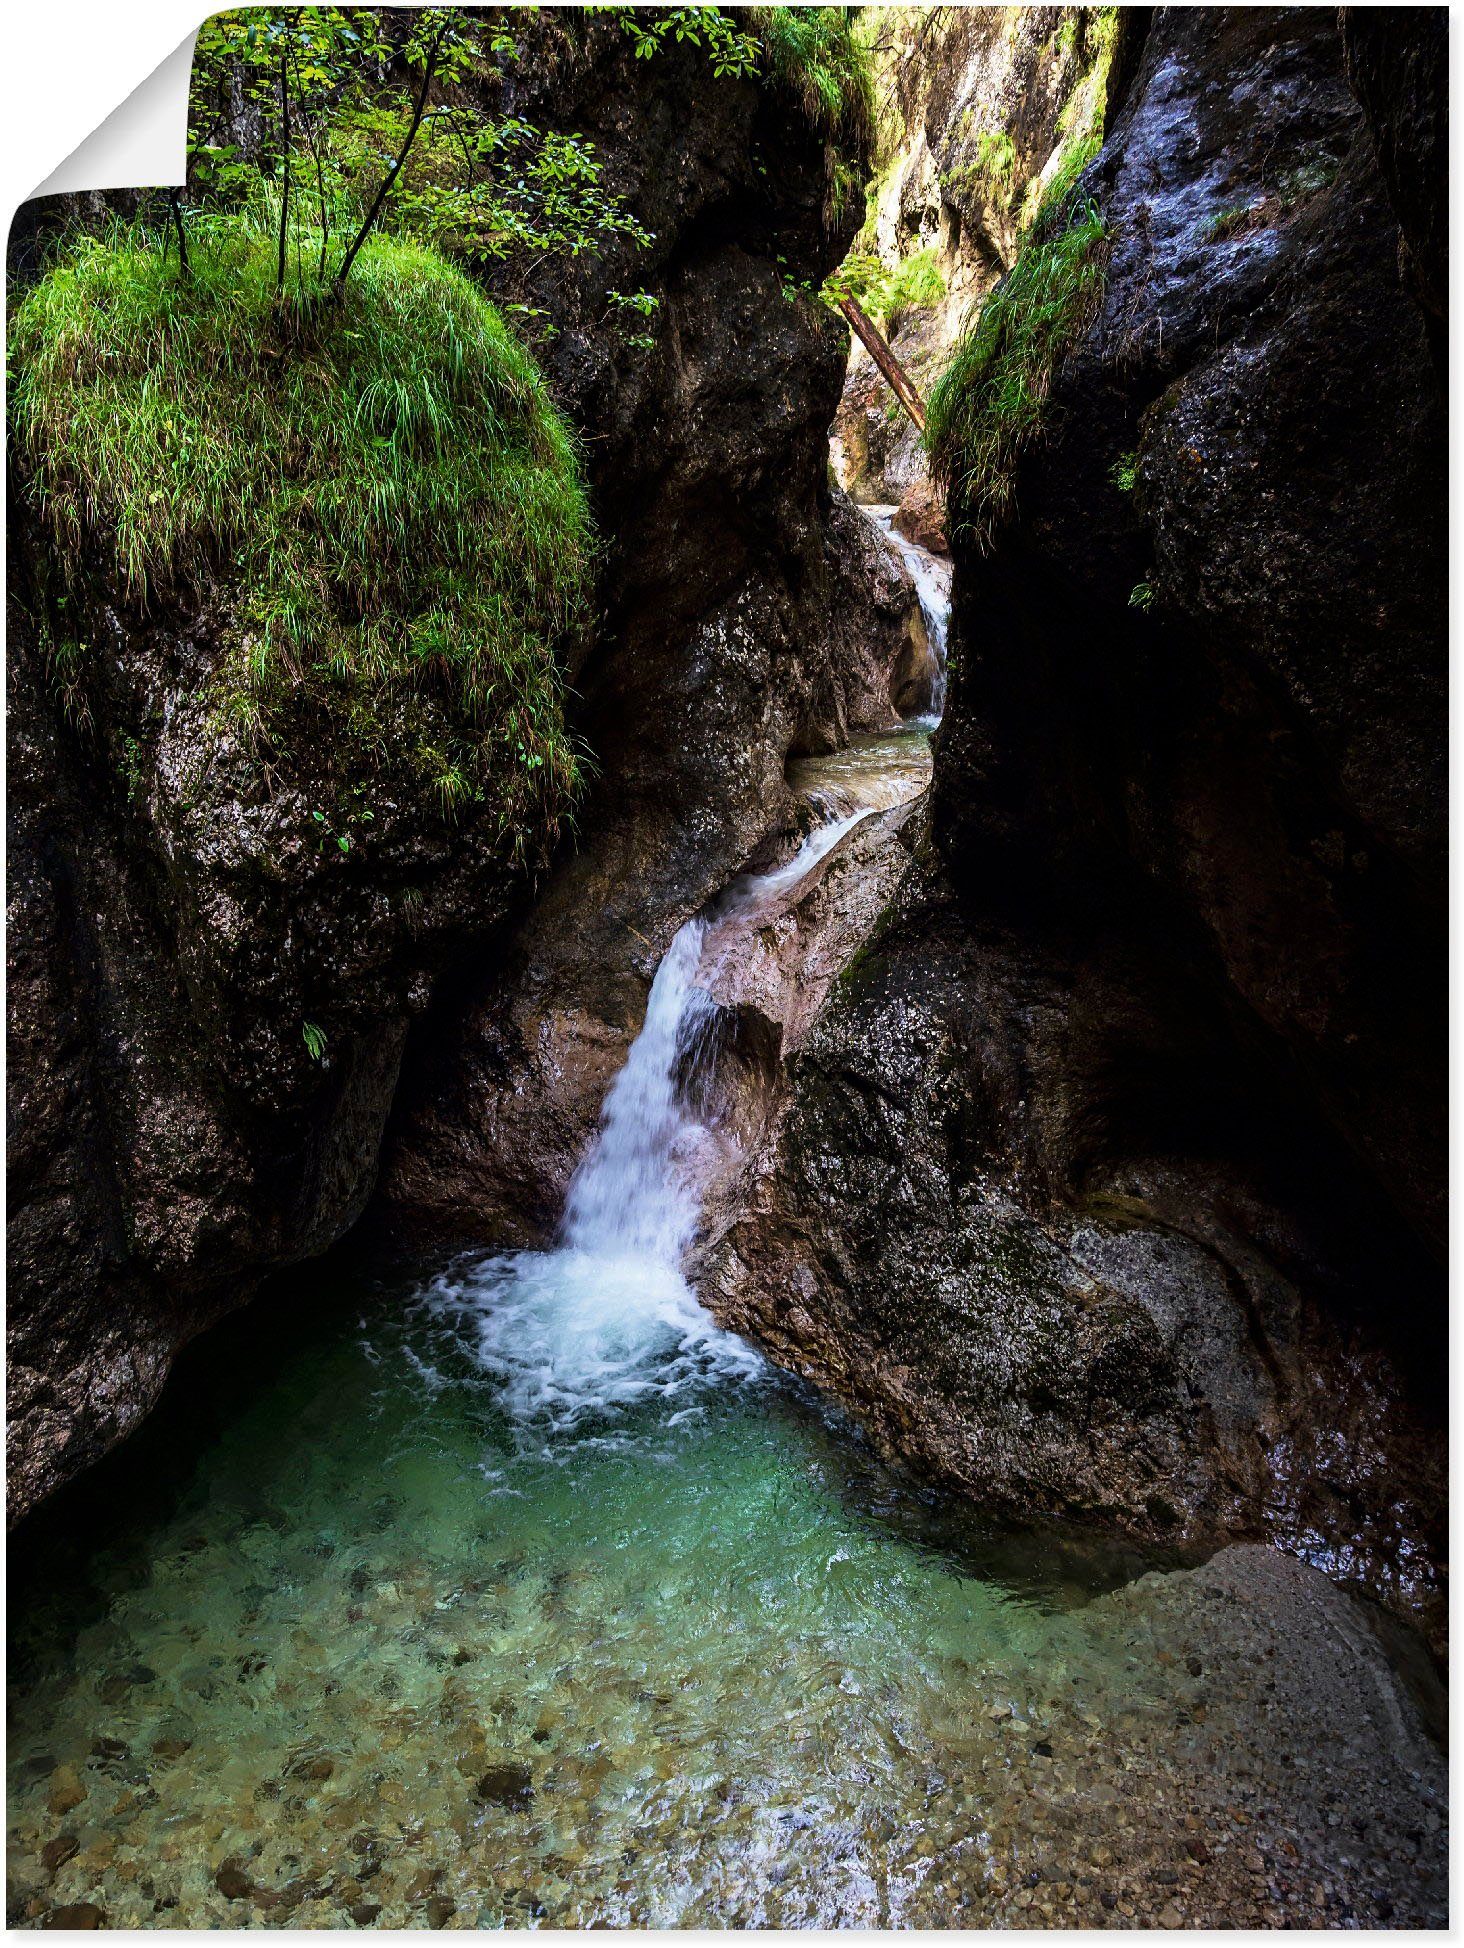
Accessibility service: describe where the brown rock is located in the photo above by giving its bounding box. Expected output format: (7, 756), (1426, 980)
(46, 1768), (84, 1817)
(476, 1764), (534, 1811)
(214, 1862), (254, 1901)
(41, 1833), (80, 1874)
(892, 480), (948, 556)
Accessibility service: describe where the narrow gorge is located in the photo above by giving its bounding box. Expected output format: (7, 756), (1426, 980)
(6, 5), (1448, 1933)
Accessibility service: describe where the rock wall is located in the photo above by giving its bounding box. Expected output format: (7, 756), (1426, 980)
(707, 7), (1447, 1649)
(6, 17), (908, 1519)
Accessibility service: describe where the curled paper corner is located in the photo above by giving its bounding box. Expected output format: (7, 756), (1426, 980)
(34, 30), (200, 200)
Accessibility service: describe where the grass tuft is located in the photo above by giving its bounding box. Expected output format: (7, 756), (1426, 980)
(750, 7), (875, 151)
(11, 214), (592, 845)
(925, 141), (1107, 547)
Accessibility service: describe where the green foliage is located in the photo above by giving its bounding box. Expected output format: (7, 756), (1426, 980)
(747, 7), (874, 149)
(823, 244), (944, 330)
(925, 150), (1107, 546)
(1276, 155), (1341, 205)
(11, 215), (592, 844)
(879, 247), (946, 327)
(974, 129), (1018, 197)
(1110, 451), (1137, 493)
(605, 286), (661, 353)
(593, 6), (872, 149)
(1128, 580), (1155, 611)
(302, 1020), (328, 1061)
(592, 5), (762, 77)
(187, 8), (652, 296)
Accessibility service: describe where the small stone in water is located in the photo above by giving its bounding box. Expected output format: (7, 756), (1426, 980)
(41, 1833), (80, 1874)
(477, 1764), (534, 1810)
(215, 1861), (254, 1900)
(426, 1895), (457, 1928)
(45, 1906), (106, 1930)
(351, 1901), (382, 1926)
(151, 1737), (191, 1761)
(47, 1767), (85, 1816)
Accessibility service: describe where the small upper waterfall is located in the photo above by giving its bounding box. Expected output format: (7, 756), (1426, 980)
(865, 504), (953, 722)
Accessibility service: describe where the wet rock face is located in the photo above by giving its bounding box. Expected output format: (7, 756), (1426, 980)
(7, 608), (458, 1518)
(6, 20), (892, 1515)
(943, 3), (1446, 1249)
(706, 857), (1446, 1645)
(1340, 6), (1448, 368)
(711, 9), (1446, 1646)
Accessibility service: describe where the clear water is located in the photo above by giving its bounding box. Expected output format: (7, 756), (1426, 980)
(8, 761), (1179, 1928)
(8, 1268), (1175, 1930)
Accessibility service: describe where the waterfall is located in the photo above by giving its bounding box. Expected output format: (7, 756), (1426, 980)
(421, 810), (878, 1439)
(420, 503), (944, 1443)
(865, 504), (952, 722)
(559, 917), (714, 1268)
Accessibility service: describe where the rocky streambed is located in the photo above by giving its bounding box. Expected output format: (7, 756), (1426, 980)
(7, 1251), (1447, 1933)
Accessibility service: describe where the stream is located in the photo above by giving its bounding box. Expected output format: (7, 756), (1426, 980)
(7, 518), (1446, 1930)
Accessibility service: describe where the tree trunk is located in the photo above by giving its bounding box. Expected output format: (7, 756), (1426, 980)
(277, 41), (291, 291)
(838, 296), (927, 433)
(168, 189), (191, 279)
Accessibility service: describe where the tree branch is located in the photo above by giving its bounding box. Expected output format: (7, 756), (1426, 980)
(333, 28), (444, 293)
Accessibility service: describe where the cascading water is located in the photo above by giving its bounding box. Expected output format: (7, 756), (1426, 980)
(419, 805), (882, 1441)
(864, 503), (952, 722)
(422, 512), (951, 1440)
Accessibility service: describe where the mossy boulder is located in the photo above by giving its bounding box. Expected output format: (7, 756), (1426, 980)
(7, 224), (591, 1518)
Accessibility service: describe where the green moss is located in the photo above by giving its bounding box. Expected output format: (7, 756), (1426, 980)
(1276, 155), (1341, 205)
(925, 146), (1107, 546)
(11, 215), (592, 843)
(975, 129), (1018, 199)
(834, 243), (945, 331)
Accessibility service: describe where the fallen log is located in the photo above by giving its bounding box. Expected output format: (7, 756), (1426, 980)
(838, 295), (927, 432)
